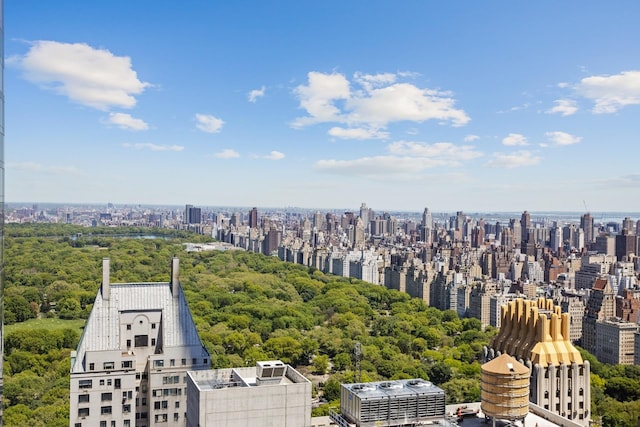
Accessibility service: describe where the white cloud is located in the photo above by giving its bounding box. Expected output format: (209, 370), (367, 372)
(502, 133), (528, 146)
(576, 70), (640, 113)
(215, 149), (240, 159)
(292, 71), (469, 131)
(315, 140), (481, 178)
(547, 99), (578, 116)
(195, 113), (225, 133)
(464, 134), (479, 142)
(10, 40), (149, 110)
(122, 143), (184, 152)
(248, 86), (266, 103)
(8, 161), (81, 175)
(484, 151), (541, 168)
(263, 151), (285, 160)
(545, 131), (582, 146)
(387, 141), (482, 161)
(292, 72), (351, 127)
(328, 127), (389, 140)
(107, 112), (149, 131)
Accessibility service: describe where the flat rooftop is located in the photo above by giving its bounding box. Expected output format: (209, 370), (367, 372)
(188, 361), (309, 391)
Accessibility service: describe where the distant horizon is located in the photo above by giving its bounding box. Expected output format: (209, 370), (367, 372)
(7, 201), (640, 219)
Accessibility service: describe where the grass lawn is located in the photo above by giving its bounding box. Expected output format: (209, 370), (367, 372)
(5, 317), (86, 334)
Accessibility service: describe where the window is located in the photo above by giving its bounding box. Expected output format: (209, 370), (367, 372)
(103, 362), (114, 370)
(100, 422), (106, 427)
(127, 339), (131, 348)
(124, 421), (131, 427)
(101, 392), (113, 401)
(181, 358), (186, 366)
(170, 359), (175, 367)
(79, 379), (93, 389)
(89, 363), (95, 371)
(107, 379), (112, 386)
(78, 394), (90, 403)
(155, 414), (168, 423)
(153, 359), (164, 368)
(142, 398), (147, 406)
(75, 424), (82, 427)
(115, 378), (121, 389)
(154, 402), (161, 410)
(162, 401), (168, 409)
(78, 408), (90, 417)
(192, 358), (197, 365)
(101, 406), (112, 415)
(127, 324), (131, 330)
(174, 413), (179, 422)
(175, 401), (180, 409)
(204, 358), (208, 365)
(123, 391), (128, 400)
(122, 361), (133, 369)
(111, 422), (116, 427)
(152, 323), (156, 329)
(151, 338), (156, 346)
(135, 335), (148, 347)
(100, 379), (105, 386)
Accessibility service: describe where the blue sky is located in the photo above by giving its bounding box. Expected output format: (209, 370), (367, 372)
(6, 1), (640, 212)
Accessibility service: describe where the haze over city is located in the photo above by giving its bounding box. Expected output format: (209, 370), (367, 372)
(6, 1), (640, 211)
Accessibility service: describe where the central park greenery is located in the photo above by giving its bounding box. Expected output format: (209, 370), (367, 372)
(2, 224), (640, 426)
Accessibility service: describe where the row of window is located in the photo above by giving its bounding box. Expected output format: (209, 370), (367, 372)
(153, 400), (180, 410)
(126, 322), (157, 330)
(152, 387), (184, 397)
(78, 378), (122, 389)
(75, 421), (131, 427)
(152, 357), (208, 368)
(78, 391), (133, 405)
(88, 360), (133, 371)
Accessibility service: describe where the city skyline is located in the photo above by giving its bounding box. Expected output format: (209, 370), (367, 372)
(7, 2), (640, 211)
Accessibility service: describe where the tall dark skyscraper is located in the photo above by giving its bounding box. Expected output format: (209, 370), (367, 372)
(520, 210), (531, 245)
(1, 0), (5, 420)
(248, 207), (258, 228)
(580, 213), (594, 246)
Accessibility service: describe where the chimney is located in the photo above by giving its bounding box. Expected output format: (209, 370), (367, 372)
(171, 257), (180, 297)
(102, 258), (110, 301)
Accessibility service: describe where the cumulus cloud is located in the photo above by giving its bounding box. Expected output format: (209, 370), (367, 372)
(484, 151), (541, 168)
(215, 149), (240, 159)
(9, 40), (149, 110)
(8, 161), (81, 175)
(464, 134), (479, 142)
(263, 151), (285, 160)
(328, 127), (389, 140)
(502, 133), (528, 146)
(122, 143), (184, 152)
(248, 86), (266, 103)
(315, 140), (481, 178)
(576, 70), (640, 113)
(547, 99), (578, 116)
(107, 112), (149, 131)
(292, 71), (469, 138)
(545, 131), (582, 146)
(195, 113), (225, 133)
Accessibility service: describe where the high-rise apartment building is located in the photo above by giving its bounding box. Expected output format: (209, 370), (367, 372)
(70, 258), (210, 427)
(485, 298), (591, 426)
(184, 204), (202, 225)
(595, 318), (639, 365)
(582, 278), (615, 354)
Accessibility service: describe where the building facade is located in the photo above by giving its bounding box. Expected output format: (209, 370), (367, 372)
(595, 318), (639, 365)
(485, 298), (590, 426)
(186, 361), (311, 427)
(70, 258), (210, 427)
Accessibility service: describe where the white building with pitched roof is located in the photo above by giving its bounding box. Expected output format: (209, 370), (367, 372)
(70, 257), (210, 427)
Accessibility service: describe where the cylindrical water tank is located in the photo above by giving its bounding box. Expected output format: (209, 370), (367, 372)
(481, 353), (530, 421)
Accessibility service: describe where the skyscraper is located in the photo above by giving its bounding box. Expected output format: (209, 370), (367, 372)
(248, 207), (258, 228)
(520, 210), (531, 245)
(580, 213), (594, 246)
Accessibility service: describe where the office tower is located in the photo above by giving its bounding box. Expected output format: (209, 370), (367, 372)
(559, 292), (585, 344)
(70, 258), (210, 427)
(520, 210), (531, 245)
(184, 204), (202, 225)
(594, 234), (615, 256)
(421, 207), (433, 244)
(312, 210), (324, 231)
(580, 213), (594, 246)
(248, 207), (258, 228)
(359, 202), (369, 224)
(0, 0), (4, 421)
(622, 217), (635, 234)
(615, 229), (637, 261)
(510, 219), (522, 247)
(229, 212), (242, 227)
(485, 298), (590, 426)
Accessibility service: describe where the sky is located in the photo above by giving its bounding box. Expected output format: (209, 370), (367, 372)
(6, 1), (640, 213)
